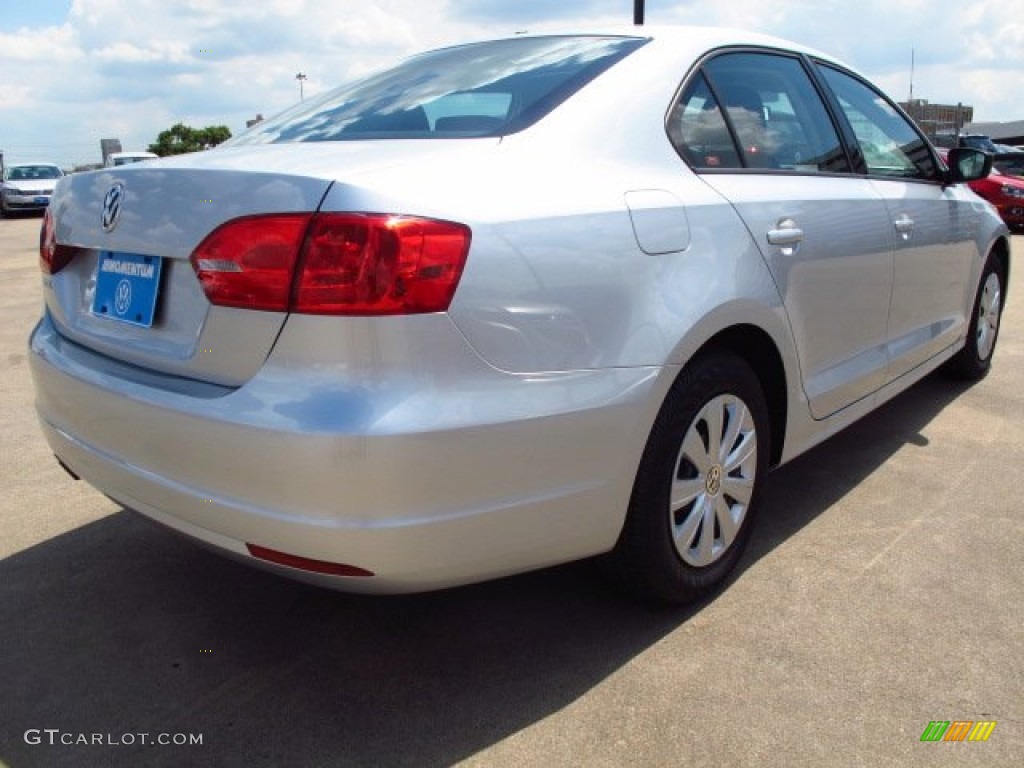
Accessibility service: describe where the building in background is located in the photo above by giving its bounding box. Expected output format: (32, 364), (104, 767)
(99, 139), (123, 165)
(899, 99), (973, 146)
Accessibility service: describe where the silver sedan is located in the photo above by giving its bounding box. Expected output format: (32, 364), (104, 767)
(1, 163), (64, 216)
(29, 27), (1010, 603)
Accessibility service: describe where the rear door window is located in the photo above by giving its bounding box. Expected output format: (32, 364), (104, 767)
(670, 51), (850, 173)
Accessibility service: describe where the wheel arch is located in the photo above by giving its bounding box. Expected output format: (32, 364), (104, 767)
(991, 235), (1011, 304)
(690, 324), (789, 468)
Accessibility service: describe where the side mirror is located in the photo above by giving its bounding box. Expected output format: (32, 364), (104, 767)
(946, 147), (992, 183)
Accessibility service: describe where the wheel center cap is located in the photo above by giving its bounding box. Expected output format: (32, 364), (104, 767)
(705, 465), (723, 496)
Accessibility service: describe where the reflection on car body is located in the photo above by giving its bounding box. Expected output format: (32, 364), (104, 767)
(29, 27), (1010, 603)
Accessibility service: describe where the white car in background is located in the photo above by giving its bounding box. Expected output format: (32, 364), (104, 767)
(1, 163), (64, 216)
(105, 152), (159, 167)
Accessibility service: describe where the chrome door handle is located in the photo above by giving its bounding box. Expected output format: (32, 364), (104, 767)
(767, 219), (804, 246)
(894, 214), (915, 236)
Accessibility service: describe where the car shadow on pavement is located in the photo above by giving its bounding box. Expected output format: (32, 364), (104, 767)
(0, 372), (975, 768)
(750, 371), (975, 562)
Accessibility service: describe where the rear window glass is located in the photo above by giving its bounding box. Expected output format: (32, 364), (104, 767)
(228, 35), (648, 144)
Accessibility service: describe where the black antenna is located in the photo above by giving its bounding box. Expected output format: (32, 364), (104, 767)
(634, 0), (644, 25)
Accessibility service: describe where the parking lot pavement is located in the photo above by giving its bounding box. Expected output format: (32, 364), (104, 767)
(0, 213), (1021, 767)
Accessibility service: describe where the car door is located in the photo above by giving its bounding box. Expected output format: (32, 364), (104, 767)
(669, 51), (895, 419)
(816, 64), (979, 379)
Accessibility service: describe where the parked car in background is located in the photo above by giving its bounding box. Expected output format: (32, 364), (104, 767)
(939, 148), (1024, 229)
(992, 153), (1024, 178)
(105, 151), (159, 167)
(30, 27), (1010, 604)
(969, 167), (1024, 230)
(1, 163), (64, 216)
(958, 134), (1001, 153)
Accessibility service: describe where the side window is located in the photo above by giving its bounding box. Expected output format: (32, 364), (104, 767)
(668, 72), (742, 169)
(818, 65), (938, 180)
(670, 52), (850, 173)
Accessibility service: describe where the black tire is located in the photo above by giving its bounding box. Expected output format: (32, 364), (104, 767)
(947, 252), (1005, 381)
(606, 352), (770, 604)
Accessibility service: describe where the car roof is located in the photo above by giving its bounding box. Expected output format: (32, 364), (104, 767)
(476, 24), (841, 64)
(446, 25), (860, 93)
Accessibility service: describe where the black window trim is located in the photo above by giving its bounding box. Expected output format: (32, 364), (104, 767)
(666, 45), (857, 178)
(665, 45), (944, 185)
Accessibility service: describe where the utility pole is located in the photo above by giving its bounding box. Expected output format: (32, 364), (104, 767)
(908, 48), (915, 104)
(295, 72), (307, 101)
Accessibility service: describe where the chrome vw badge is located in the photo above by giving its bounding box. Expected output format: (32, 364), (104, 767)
(101, 182), (125, 232)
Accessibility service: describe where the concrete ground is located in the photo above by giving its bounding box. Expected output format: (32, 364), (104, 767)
(0, 213), (1020, 767)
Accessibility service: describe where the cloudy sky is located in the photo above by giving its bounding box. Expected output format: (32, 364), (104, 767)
(2, 0), (1022, 168)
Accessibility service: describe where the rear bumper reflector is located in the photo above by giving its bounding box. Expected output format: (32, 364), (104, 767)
(246, 543), (374, 577)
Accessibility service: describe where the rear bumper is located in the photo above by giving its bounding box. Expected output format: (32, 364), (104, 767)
(29, 313), (661, 592)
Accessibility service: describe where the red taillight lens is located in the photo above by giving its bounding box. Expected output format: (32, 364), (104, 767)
(190, 212), (471, 315)
(39, 208), (78, 275)
(190, 214), (312, 311)
(39, 208), (56, 272)
(294, 213), (471, 315)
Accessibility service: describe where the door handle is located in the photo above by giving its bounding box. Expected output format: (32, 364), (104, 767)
(767, 218), (804, 246)
(894, 214), (915, 237)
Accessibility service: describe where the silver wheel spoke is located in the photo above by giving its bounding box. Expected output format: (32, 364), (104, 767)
(681, 427), (712, 474)
(673, 496), (706, 551)
(723, 430), (756, 474)
(719, 400), (747, 462)
(722, 474), (753, 506)
(671, 476), (706, 511)
(704, 400), (724, 467)
(696, 498), (716, 562)
(715, 495), (738, 542)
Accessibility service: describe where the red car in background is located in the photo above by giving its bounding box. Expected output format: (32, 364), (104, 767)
(938, 148), (1024, 230)
(969, 167), (1024, 230)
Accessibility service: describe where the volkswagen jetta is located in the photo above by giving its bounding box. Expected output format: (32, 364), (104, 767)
(29, 27), (1010, 603)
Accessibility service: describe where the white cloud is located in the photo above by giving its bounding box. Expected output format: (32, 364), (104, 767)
(0, 0), (1021, 169)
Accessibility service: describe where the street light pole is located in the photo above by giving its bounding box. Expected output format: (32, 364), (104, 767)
(295, 72), (307, 101)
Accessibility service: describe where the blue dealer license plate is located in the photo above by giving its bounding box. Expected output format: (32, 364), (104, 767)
(92, 251), (163, 327)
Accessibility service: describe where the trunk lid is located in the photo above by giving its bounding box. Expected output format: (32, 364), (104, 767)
(44, 141), (495, 386)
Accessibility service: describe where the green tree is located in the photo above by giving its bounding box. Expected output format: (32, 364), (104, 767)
(148, 123), (232, 156)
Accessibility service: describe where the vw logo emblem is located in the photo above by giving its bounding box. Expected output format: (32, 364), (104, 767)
(114, 279), (132, 315)
(102, 182), (125, 232)
(705, 464), (723, 497)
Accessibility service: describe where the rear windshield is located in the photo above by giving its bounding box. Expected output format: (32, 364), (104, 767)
(228, 35), (648, 144)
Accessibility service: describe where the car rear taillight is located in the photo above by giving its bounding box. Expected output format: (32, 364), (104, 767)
(190, 214), (310, 311)
(190, 212), (471, 315)
(39, 207), (77, 275)
(294, 213), (471, 315)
